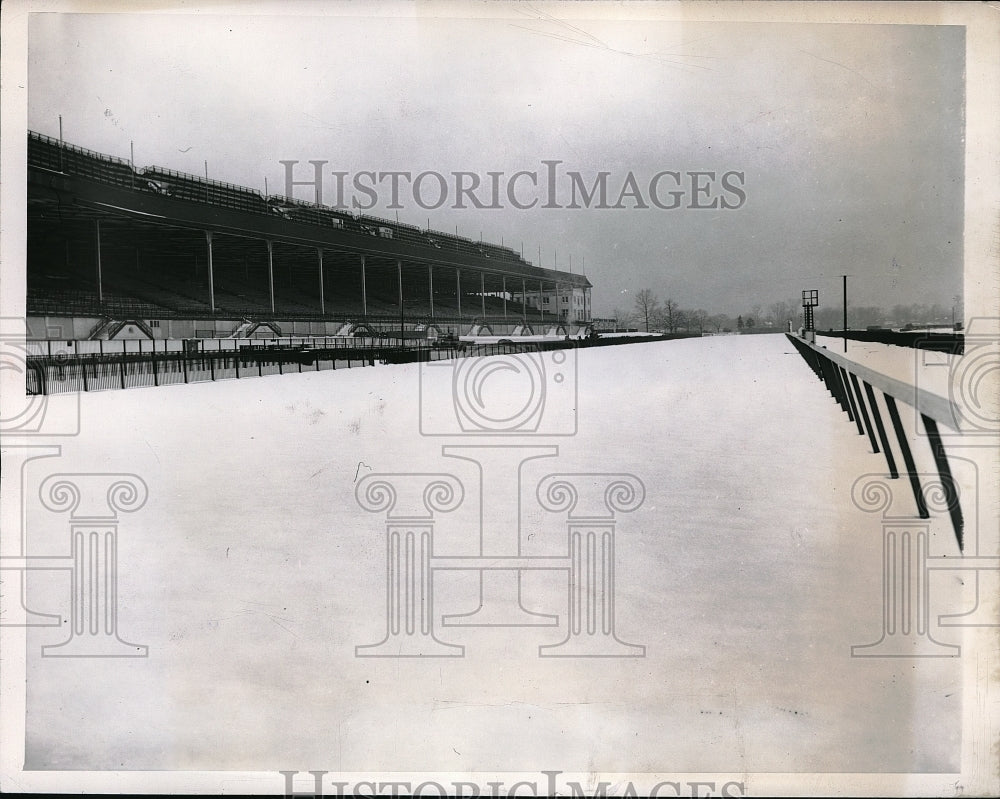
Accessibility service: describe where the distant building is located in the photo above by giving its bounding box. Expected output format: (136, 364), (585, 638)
(511, 285), (591, 322)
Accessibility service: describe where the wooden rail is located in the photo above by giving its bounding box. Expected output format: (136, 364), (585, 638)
(786, 333), (965, 550)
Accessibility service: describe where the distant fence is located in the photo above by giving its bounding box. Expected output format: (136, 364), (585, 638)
(25, 333), (681, 397)
(785, 333), (964, 550)
(818, 329), (963, 354)
(25, 336), (425, 358)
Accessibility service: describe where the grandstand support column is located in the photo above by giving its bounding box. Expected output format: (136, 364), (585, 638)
(204, 230), (216, 313)
(481, 272), (486, 318)
(94, 219), (104, 304)
(428, 264), (434, 319)
(456, 268), (462, 319)
(317, 248), (325, 314)
(397, 260), (405, 344)
(521, 278), (527, 324)
(503, 276), (507, 320)
(538, 280), (544, 325)
(266, 239), (276, 314)
(555, 281), (561, 323)
(361, 255), (368, 317)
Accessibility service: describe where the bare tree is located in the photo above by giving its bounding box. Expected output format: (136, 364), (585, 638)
(673, 307), (689, 331)
(768, 299), (797, 328)
(612, 307), (634, 331)
(633, 289), (660, 332)
(693, 309), (708, 333)
(709, 313), (731, 333)
(663, 298), (678, 332)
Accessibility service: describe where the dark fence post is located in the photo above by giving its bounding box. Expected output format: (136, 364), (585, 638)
(837, 366), (857, 423)
(883, 394), (930, 519)
(862, 381), (896, 477)
(840, 367), (864, 434)
(820, 358), (845, 410)
(849, 372), (878, 452)
(921, 415), (964, 550)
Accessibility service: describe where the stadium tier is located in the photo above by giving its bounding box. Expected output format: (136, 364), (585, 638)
(26, 131), (592, 340)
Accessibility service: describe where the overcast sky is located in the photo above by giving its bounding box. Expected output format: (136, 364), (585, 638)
(27, 8), (964, 316)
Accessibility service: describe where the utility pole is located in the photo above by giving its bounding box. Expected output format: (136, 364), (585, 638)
(842, 274), (848, 353)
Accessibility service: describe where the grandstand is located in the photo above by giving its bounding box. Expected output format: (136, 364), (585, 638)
(25, 131), (593, 342)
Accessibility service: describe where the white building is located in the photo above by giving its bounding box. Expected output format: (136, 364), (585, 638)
(512, 285), (591, 322)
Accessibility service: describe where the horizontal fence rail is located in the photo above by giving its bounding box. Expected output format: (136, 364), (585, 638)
(786, 332), (965, 550)
(819, 329), (963, 354)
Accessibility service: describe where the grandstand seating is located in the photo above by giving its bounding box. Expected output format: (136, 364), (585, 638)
(212, 276), (325, 316)
(27, 131), (586, 326)
(28, 131), (549, 271)
(266, 195), (351, 229)
(101, 270), (215, 316)
(28, 132), (135, 187)
(140, 167), (270, 214)
(28, 274), (169, 318)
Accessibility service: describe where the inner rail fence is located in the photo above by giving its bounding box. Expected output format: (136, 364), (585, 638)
(817, 329), (963, 354)
(25, 334), (685, 398)
(785, 332), (966, 551)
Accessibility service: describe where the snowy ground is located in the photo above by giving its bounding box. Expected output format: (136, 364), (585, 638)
(19, 334), (972, 774)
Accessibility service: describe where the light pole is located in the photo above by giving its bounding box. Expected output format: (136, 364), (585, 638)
(842, 274), (848, 352)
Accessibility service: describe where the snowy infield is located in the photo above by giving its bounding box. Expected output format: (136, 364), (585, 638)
(23, 334), (965, 773)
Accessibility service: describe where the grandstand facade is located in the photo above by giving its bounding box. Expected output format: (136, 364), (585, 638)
(25, 131), (593, 341)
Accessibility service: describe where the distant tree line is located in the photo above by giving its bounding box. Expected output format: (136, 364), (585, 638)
(618, 292), (962, 334)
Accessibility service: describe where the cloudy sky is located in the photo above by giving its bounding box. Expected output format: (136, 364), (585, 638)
(27, 5), (964, 316)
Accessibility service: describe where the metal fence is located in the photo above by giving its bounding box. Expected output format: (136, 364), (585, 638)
(27, 347), (376, 395)
(818, 329), (963, 354)
(25, 334), (674, 398)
